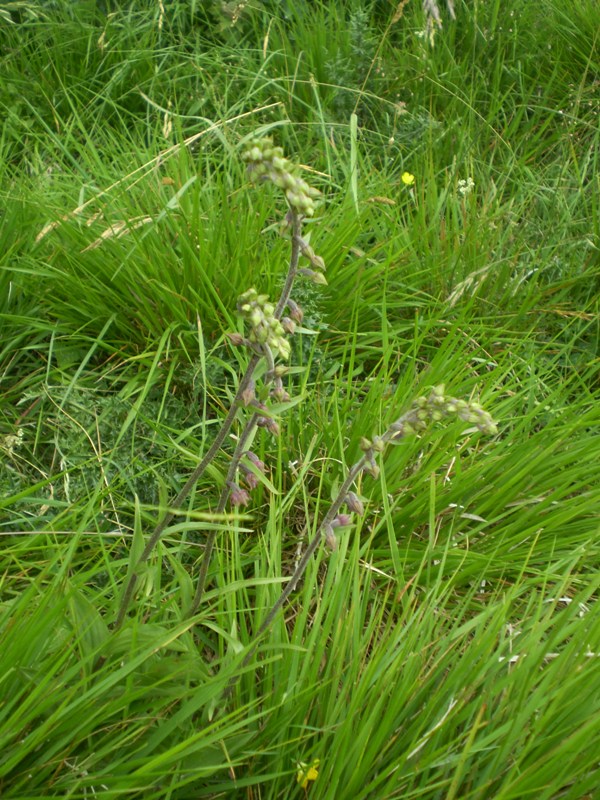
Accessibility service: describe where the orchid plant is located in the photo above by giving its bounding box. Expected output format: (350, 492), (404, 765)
(114, 138), (497, 674)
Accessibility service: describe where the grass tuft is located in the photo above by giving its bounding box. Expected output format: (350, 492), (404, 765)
(1, 0), (599, 797)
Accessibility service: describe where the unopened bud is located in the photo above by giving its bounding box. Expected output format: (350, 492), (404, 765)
(243, 470), (260, 490)
(258, 415), (280, 437)
(324, 523), (337, 550)
(345, 492), (365, 515)
(245, 451), (266, 472)
(298, 268), (328, 286)
(266, 417), (280, 436)
(300, 241), (326, 271)
(287, 299), (304, 323)
(240, 380), (256, 407)
(227, 332), (245, 346)
(372, 435), (385, 453)
(228, 482), (250, 508)
(309, 253), (326, 271)
(331, 514), (352, 529)
(281, 316), (296, 335)
(363, 458), (380, 480)
(271, 380), (291, 402)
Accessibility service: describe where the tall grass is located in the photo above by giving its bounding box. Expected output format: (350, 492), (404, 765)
(1, 0), (599, 796)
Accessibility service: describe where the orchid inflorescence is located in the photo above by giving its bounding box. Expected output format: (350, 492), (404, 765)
(243, 137), (322, 216)
(236, 288), (291, 361)
(116, 137), (498, 680)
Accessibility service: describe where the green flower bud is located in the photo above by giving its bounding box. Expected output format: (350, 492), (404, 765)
(277, 339), (291, 360)
(254, 326), (269, 344)
(243, 138), (322, 215)
(298, 268), (328, 286)
(281, 316), (296, 335)
(363, 460), (380, 480)
(241, 380), (256, 407)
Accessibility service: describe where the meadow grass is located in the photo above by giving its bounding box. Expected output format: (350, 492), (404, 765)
(1, 0), (599, 797)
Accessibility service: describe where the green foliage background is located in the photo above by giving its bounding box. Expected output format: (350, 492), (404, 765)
(1, 0), (599, 797)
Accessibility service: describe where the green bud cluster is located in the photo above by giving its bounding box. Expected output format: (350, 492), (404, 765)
(237, 288), (291, 360)
(388, 385), (497, 439)
(409, 385), (498, 436)
(362, 385), (497, 479)
(242, 137), (321, 216)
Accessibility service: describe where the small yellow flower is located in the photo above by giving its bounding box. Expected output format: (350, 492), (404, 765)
(296, 758), (320, 790)
(401, 171), (415, 186)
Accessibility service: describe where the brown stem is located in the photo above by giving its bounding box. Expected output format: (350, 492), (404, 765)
(187, 412), (259, 617)
(114, 211), (304, 630)
(221, 453), (368, 700)
(185, 212), (304, 619)
(113, 355), (259, 630)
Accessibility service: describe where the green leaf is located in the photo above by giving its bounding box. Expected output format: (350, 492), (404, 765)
(67, 586), (110, 655)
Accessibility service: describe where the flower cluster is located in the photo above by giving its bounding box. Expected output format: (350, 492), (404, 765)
(316, 385), (497, 550)
(242, 137), (321, 216)
(237, 288), (291, 360)
(357, 385), (497, 481)
(296, 759), (320, 790)
(458, 177), (475, 196)
(394, 384), (498, 437)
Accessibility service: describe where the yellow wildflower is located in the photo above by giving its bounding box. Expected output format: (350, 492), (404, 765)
(296, 758), (320, 790)
(401, 171), (415, 186)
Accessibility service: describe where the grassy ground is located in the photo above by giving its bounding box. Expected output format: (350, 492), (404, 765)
(1, 0), (599, 797)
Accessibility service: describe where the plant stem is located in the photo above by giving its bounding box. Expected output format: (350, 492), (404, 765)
(186, 212), (304, 617)
(222, 393), (498, 696)
(113, 360), (258, 629)
(221, 452), (368, 699)
(114, 212), (303, 629)
(187, 411), (259, 617)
